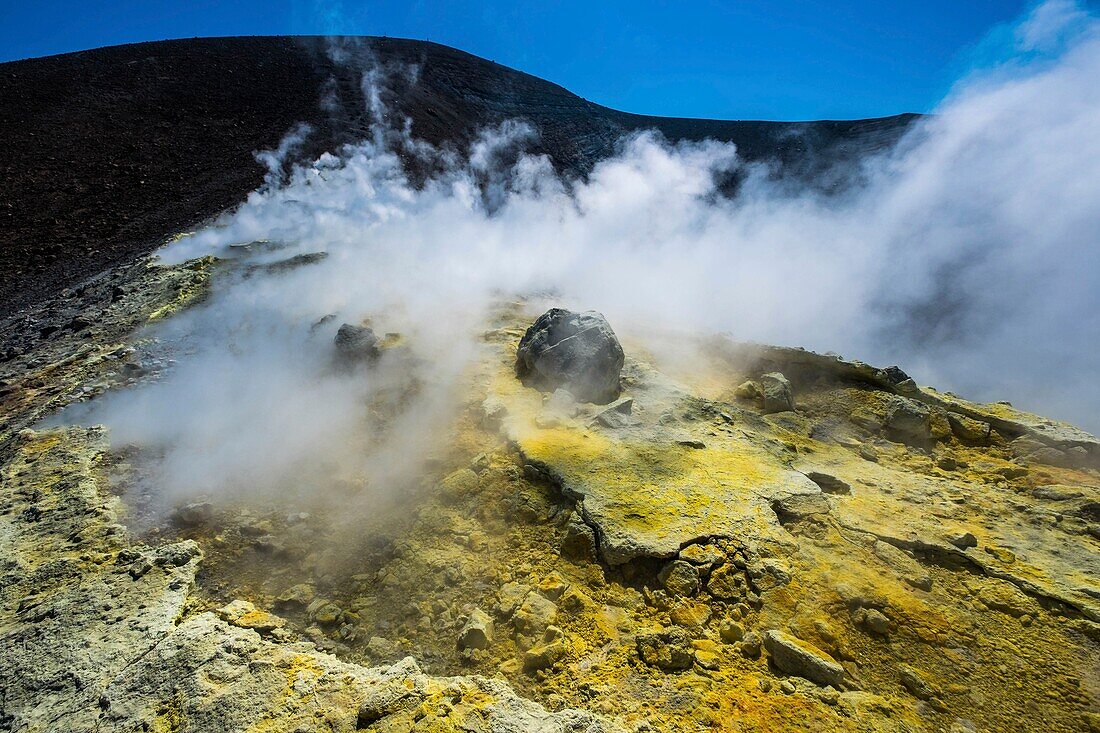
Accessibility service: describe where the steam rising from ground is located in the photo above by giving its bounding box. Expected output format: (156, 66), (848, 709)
(79, 2), (1100, 509)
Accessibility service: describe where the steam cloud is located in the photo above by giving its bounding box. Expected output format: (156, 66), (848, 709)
(74, 1), (1100, 509)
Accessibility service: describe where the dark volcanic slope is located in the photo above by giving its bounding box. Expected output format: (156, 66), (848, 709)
(0, 36), (917, 318)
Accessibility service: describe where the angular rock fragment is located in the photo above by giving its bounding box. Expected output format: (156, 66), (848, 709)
(458, 608), (493, 650)
(948, 531), (978, 549)
(495, 582), (532, 619)
(898, 664), (938, 701)
(438, 468), (479, 502)
(947, 412), (993, 445)
(275, 583), (315, 611)
(658, 560), (701, 597)
(719, 619), (745, 643)
(873, 540), (932, 591)
(524, 629), (567, 672)
(515, 308), (624, 404)
(773, 492), (830, 520)
(761, 372), (794, 413)
(334, 323), (380, 363)
(707, 564), (747, 601)
(637, 627), (695, 671)
(763, 630), (846, 687)
(735, 380), (762, 400)
(692, 640), (721, 670)
(740, 631), (763, 659)
(560, 514), (598, 561)
(678, 543), (724, 567)
(171, 501), (213, 528)
(885, 396), (931, 444)
(512, 593), (558, 636)
(856, 607), (892, 635)
(215, 599), (285, 633)
(594, 398), (633, 429)
(669, 600), (712, 627)
(805, 471), (851, 495)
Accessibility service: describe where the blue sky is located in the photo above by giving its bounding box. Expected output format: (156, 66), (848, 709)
(0, 1), (1063, 119)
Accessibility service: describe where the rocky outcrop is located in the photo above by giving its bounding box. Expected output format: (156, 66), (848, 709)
(716, 341), (1100, 468)
(515, 309), (624, 404)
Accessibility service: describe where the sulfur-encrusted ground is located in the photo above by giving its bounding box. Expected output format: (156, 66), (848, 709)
(1, 255), (1097, 732)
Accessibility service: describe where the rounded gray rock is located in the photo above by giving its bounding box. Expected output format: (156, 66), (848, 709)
(515, 309), (624, 404)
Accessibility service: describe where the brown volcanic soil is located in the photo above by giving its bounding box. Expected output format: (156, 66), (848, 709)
(0, 36), (917, 319)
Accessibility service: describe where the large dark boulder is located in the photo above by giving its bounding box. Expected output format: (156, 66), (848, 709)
(334, 323), (379, 364)
(515, 309), (624, 404)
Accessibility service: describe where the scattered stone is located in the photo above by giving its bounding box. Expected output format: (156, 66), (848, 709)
(365, 636), (399, 661)
(238, 517), (273, 537)
(984, 545), (1017, 564)
(857, 608), (892, 635)
(480, 395), (508, 428)
(669, 600), (712, 627)
(692, 640), (721, 670)
(512, 593), (558, 636)
(719, 620), (745, 643)
(898, 664), (937, 701)
(740, 631), (763, 659)
(524, 632), (567, 672)
(763, 630), (846, 687)
(780, 680), (796, 694)
(439, 468), (479, 502)
(947, 413), (993, 444)
(333, 323), (380, 363)
(929, 409), (954, 441)
(658, 560), (701, 597)
(560, 514), (598, 562)
(676, 440), (706, 449)
(637, 628), (695, 671)
(773, 492), (830, 519)
(170, 502), (213, 528)
(594, 398), (633, 429)
(536, 573), (569, 601)
(745, 557), (792, 591)
(858, 444), (879, 462)
(978, 583), (1035, 618)
(678, 543), (724, 567)
(873, 541), (932, 591)
(495, 582), (532, 619)
(761, 372), (794, 414)
(850, 409), (884, 433)
(558, 587), (595, 613)
(707, 564), (746, 601)
(458, 609), (494, 650)
(545, 388), (580, 416)
(469, 453), (491, 473)
(1011, 436), (1068, 467)
(885, 397), (931, 444)
(805, 471), (851, 495)
(515, 308), (624, 404)
(215, 600), (285, 634)
(735, 380), (762, 401)
(948, 532), (978, 549)
(307, 600), (343, 626)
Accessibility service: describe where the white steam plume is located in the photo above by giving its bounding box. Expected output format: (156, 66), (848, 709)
(73, 1), (1100, 510)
